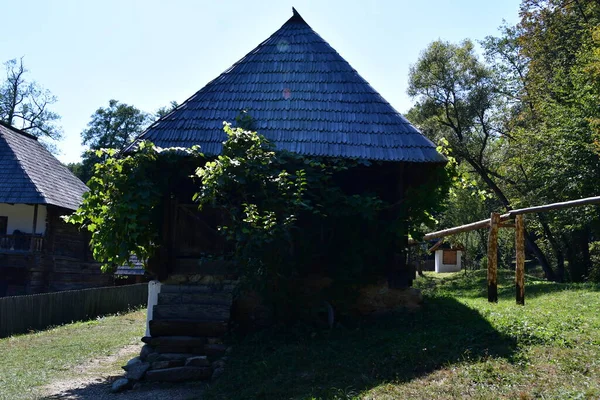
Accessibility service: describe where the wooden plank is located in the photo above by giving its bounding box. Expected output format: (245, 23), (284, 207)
(153, 304), (231, 321)
(158, 292), (233, 306)
(173, 258), (234, 275)
(412, 195), (600, 244)
(141, 336), (208, 347)
(515, 214), (525, 305)
(487, 212), (500, 303)
(149, 319), (228, 337)
(160, 283), (236, 294)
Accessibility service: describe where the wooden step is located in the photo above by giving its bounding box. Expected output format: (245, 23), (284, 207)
(157, 292), (232, 306)
(153, 304), (231, 321)
(142, 336), (208, 348)
(145, 366), (212, 382)
(160, 283), (236, 294)
(149, 319), (228, 337)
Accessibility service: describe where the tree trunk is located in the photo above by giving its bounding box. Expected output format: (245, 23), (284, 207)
(468, 160), (557, 281)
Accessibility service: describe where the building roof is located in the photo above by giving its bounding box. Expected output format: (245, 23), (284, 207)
(128, 9), (445, 163)
(0, 122), (88, 210)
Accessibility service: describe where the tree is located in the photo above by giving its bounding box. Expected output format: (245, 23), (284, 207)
(79, 100), (151, 182)
(510, 0), (600, 281)
(0, 58), (61, 145)
(154, 101), (178, 119)
(407, 39), (558, 280)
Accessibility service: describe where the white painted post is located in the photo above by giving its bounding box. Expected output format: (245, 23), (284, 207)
(145, 280), (162, 337)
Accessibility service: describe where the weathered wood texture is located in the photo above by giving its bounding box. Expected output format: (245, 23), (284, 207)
(153, 304), (231, 321)
(0, 283), (148, 338)
(487, 213), (500, 303)
(515, 214), (525, 305)
(149, 320), (229, 337)
(0, 205), (112, 296)
(413, 195), (600, 243)
(158, 292), (232, 306)
(145, 366), (212, 382)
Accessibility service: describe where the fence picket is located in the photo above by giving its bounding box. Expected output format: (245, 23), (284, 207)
(0, 284), (148, 338)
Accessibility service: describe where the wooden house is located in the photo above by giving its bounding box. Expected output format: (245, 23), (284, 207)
(0, 122), (111, 296)
(122, 9), (446, 376)
(127, 8), (446, 281)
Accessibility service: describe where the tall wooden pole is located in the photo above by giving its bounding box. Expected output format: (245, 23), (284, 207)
(515, 214), (525, 305)
(487, 212), (500, 303)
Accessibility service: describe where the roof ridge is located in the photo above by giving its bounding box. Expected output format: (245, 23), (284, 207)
(0, 120), (39, 141)
(289, 7), (307, 24)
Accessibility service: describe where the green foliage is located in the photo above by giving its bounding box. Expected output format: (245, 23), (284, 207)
(194, 123), (450, 310)
(65, 142), (198, 272)
(408, 4), (600, 281)
(79, 99), (152, 183)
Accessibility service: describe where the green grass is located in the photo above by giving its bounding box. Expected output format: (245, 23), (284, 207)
(0, 308), (146, 400)
(205, 270), (600, 400)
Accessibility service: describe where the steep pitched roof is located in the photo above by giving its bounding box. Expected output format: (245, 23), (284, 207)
(130, 9), (445, 163)
(0, 122), (88, 210)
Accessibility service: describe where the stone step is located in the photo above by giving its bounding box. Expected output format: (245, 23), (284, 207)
(157, 292), (233, 306)
(160, 283), (236, 294)
(149, 319), (228, 337)
(153, 304), (231, 321)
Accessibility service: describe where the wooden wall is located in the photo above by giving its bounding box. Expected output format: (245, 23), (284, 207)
(0, 205), (113, 297)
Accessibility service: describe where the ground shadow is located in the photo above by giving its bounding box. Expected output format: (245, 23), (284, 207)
(41, 378), (206, 400)
(205, 296), (517, 399)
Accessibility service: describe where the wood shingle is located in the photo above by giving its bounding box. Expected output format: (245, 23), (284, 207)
(128, 9), (445, 163)
(0, 122), (88, 211)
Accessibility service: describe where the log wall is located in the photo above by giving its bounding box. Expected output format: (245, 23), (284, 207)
(0, 205), (113, 297)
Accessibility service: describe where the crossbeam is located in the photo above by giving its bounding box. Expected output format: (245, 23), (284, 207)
(412, 195), (600, 243)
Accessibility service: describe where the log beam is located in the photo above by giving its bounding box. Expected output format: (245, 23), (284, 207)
(515, 214), (525, 305)
(487, 212), (500, 303)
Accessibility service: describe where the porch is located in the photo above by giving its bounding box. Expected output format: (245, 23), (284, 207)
(0, 234), (44, 253)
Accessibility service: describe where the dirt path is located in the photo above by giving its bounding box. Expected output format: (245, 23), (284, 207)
(38, 343), (206, 400)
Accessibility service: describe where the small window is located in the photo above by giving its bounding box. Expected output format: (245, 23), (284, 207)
(0, 216), (7, 235)
(443, 250), (457, 265)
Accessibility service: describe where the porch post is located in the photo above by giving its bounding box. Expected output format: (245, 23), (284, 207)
(31, 204), (38, 251)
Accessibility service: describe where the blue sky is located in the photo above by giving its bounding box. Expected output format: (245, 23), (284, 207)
(0, 0), (522, 164)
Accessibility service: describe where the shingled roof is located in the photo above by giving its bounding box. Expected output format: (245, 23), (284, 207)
(129, 9), (444, 163)
(0, 122), (88, 210)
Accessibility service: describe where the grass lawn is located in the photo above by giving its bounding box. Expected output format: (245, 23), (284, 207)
(0, 308), (146, 400)
(205, 270), (600, 400)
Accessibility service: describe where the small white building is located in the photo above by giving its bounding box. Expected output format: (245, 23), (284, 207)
(430, 241), (463, 273)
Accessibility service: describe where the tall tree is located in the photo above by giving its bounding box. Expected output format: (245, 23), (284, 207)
(79, 100), (151, 182)
(511, 0), (600, 281)
(407, 39), (557, 280)
(0, 58), (62, 144)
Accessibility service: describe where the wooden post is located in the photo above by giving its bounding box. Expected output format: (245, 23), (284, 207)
(31, 204), (38, 235)
(515, 214), (525, 305)
(30, 204), (38, 251)
(487, 212), (500, 303)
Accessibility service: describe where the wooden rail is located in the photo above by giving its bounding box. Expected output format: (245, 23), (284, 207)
(0, 234), (43, 252)
(415, 196), (600, 243)
(413, 195), (600, 305)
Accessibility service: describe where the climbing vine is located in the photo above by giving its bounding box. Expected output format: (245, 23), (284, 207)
(65, 142), (201, 272)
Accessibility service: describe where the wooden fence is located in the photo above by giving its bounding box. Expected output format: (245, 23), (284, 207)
(0, 283), (148, 338)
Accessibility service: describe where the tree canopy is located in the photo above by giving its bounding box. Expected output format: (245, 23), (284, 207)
(0, 58), (62, 149)
(408, 0), (600, 282)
